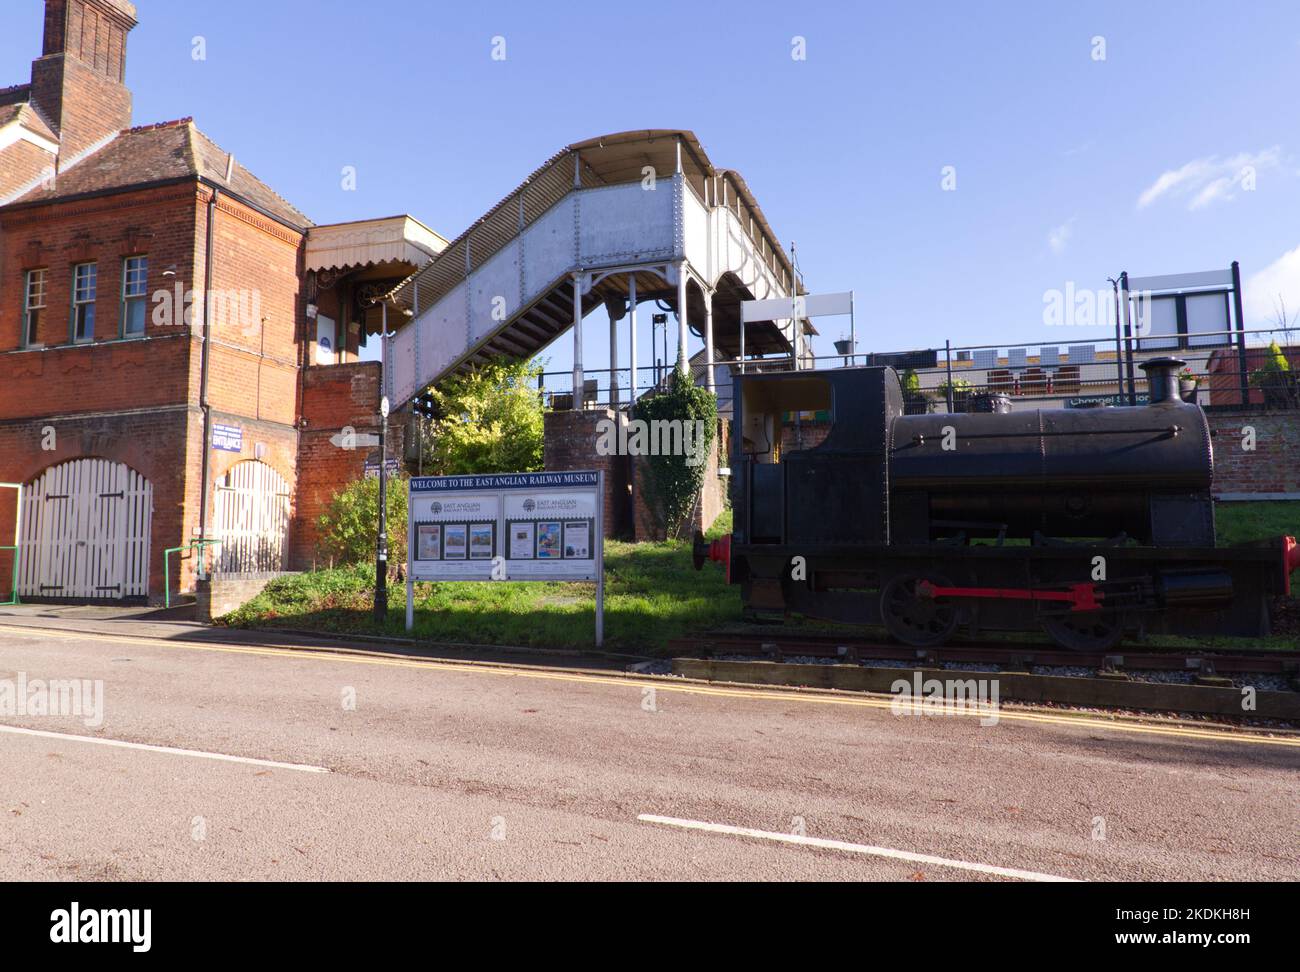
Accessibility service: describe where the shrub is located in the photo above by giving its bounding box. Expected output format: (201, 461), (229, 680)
(317, 475), (409, 567)
(631, 367), (718, 540)
(1250, 342), (1298, 407)
(421, 358), (545, 474)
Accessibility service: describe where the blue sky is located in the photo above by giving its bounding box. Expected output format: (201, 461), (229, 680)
(5, 0), (1299, 375)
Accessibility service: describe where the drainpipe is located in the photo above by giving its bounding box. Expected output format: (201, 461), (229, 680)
(198, 186), (219, 554)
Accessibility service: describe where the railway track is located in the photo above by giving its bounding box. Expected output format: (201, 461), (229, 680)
(668, 632), (1300, 678)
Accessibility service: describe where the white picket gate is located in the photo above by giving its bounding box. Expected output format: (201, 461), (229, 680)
(19, 459), (154, 600)
(212, 461), (291, 574)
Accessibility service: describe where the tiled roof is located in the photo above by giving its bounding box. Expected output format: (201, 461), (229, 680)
(5, 103), (58, 143)
(0, 83), (31, 108)
(5, 118), (312, 229)
(0, 84), (58, 143)
(187, 125), (312, 229)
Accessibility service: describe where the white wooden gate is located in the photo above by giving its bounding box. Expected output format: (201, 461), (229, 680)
(212, 461), (290, 574)
(19, 459), (153, 600)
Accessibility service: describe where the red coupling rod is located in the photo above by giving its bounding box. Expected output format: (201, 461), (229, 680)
(917, 580), (1104, 613)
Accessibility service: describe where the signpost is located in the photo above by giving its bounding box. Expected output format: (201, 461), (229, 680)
(740, 291), (855, 372)
(374, 396), (390, 623)
(1122, 264), (1246, 406)
(405, 471), (606, 646)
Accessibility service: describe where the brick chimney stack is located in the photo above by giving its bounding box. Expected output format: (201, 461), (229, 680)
(29, 0), (138, 161)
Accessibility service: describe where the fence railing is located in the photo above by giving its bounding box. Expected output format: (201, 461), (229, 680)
(164, 540), (224, 609)
(0, 482), (20, 606)
(0, 547), (17, 607)
(527, 325), (1299, 415)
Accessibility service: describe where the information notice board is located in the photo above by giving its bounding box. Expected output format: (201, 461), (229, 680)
(405, 471), (605, 643)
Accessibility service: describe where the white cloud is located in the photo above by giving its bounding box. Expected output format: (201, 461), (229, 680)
(1137, 148), (1282, 210)
(1245, 244), (1300, 327)
(1048, 217), (1076, 254)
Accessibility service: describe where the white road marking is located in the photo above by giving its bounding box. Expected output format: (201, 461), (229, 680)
(0, 724), (330, 774)
(637, 814), (1079, 882)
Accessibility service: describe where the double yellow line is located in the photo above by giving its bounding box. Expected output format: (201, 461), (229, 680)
(2, 623), (1297, 748)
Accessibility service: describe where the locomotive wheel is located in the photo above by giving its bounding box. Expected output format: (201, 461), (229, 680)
(881, 574), (959, 647)
(1042, 611), (1125, 652)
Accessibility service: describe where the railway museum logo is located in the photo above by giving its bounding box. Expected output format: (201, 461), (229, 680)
(594, 418), (710, 467)
(0, 672), (104, 728)
(890, 672), (1000, 727)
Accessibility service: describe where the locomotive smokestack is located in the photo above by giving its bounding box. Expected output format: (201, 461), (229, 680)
(1139, 356), (1187, 405)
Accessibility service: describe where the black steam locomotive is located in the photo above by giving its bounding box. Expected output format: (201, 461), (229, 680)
(696, 357), (1299, 650)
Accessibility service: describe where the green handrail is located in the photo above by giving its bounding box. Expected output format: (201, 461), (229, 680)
(0, 483), (21, 607)
(165, 540), (224, 609)
(0, 547), (17, 607)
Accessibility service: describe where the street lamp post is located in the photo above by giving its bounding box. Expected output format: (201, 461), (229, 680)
(374, 394), (391, 624)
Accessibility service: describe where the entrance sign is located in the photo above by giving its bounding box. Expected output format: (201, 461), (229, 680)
(212, 424), (243, 453)
(405, 471), (605, 645)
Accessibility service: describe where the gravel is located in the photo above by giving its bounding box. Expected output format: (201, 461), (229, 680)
(664, 654), (1297, 696)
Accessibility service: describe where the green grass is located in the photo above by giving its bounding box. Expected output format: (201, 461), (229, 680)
(1214, 501), (1299, 548)
(221, 512), (741, 655)
(220, 502), (1297, 655)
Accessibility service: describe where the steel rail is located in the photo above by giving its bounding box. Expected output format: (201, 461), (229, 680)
(669, 633), (1300, 677)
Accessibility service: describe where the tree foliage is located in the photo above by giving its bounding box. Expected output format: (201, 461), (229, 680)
(632, 367), (718, 540)
(421, 358), (545, 475)
(317, 475), (409, 567)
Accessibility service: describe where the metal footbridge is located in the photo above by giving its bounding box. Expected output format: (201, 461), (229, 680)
(384, 130), (813, 410)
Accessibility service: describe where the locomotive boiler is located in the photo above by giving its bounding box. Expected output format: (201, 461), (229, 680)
(696, 357), (1299, 650)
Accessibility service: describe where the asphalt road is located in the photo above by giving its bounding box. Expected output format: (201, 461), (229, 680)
(0, 619), (1296, 882)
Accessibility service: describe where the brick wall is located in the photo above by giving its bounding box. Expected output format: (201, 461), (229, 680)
(31, 53), (132, 160)
(195, 571), (290, 622)
(781, 420), (832, 455)
(0, 183), (199, 353)
(0, 139), (54, 201)
(30, 0), (136, 160)
(0, 178), (320, 598)
(192, 188), (305, 428)
(292, 362), (400, 568)
(543, 408), (632, 539)
(0, 406), (191, 598)
(1209, 409), (1300, 497)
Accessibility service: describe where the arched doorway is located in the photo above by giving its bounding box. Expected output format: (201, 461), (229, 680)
(19, 459), (154, 600)
(212, 461), (291, 573)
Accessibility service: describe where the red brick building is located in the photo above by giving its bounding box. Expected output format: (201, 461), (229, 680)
(0, 0), (443, 601)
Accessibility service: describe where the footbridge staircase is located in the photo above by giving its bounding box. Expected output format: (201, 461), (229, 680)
(384, 130), (812, 410)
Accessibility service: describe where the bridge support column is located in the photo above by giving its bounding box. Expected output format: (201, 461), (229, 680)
(676, 261), (689, 374)
(628, 276), (638, 404)
(572, 273), (583, 410)
(609, 304), (619, 408)
(704, 290), (716, 395)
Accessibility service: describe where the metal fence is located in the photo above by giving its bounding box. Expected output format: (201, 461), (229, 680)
(528, 325), (1299, 416)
